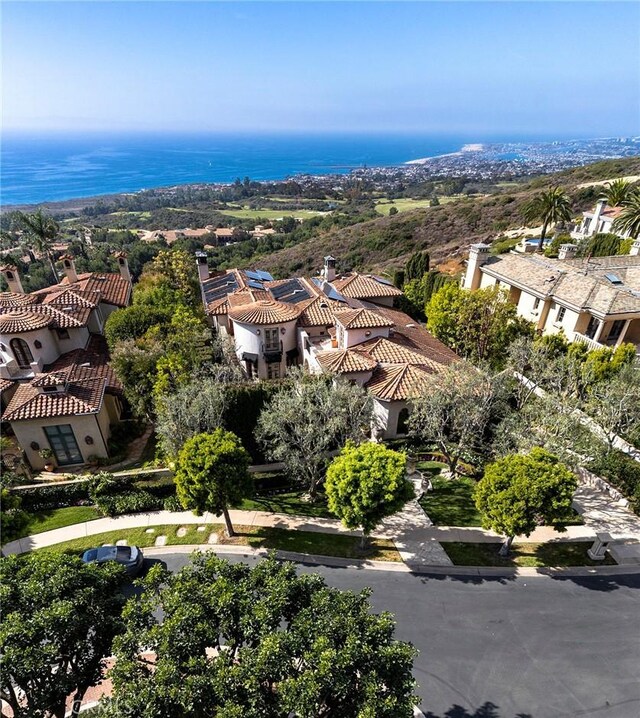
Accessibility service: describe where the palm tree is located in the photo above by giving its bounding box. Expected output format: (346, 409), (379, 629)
(522, 186), (572, 251)
(613, 190), (640, 239)
(14, 209), (60, 282)
(600, 178), (632, 207)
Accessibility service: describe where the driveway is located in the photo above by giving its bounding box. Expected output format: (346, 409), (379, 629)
(155, 551), (640, 718)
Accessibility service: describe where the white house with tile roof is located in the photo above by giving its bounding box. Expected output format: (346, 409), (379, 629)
(0, 256), (132, 470)
(463, 241), (640, 357)
(571, 199), (636, 241)
(197, 253), (459, 437)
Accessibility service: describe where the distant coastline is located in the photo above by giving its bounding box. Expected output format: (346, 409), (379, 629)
(405, 143), (485, 165)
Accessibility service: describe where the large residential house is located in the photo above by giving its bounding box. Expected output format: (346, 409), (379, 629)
(0, 254), (132, 470)
(197, 253), (459, 438)
(571, 199), (633, 242)
(462, 240), (640, 357)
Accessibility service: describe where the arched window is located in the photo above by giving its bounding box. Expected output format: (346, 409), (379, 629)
(397, 407), (410, 435)
(10, 338), (34, 369)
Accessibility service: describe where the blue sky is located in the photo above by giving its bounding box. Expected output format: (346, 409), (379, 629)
(2, 1), (639, 137)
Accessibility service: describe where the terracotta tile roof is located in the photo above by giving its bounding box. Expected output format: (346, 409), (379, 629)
(0, 378), (15, 394)
(366, 364), (434, 401)
(46, 336), (122, 393)
(0, 292), (39, 309)
(227, 288), (272, 308)
(0, 310), (51, 333)
(207, 297), (230, 315)
(228, 299), (299, 325)
(42, 288), (99, 309)
(334, 307), (395, 330)
(316, 348), (377, 374)
(366, 305), (460, 366)
(32, 370), (72, 388)
(297, 296), (342, 327)
(3, 377), (106, 421)
(358, 336), (442, 370)
(331, 273), (402, 299)
(59, 272), (131, 308)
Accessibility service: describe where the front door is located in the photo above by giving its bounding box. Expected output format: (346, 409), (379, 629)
(44, 424), (83, 465)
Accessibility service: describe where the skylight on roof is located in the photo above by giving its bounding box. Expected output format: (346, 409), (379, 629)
(604, 273), (623, 285)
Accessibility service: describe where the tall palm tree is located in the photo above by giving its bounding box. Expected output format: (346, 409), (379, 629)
(522, 186), (572, 251)
(600, 178), (632, 207)
(14, 209), (60, 282)
(613, 190), (640, 239)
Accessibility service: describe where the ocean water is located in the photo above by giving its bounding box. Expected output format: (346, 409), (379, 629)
(1, 132), (483, 207)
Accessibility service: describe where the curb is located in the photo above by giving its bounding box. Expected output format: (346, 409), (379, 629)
(144, 545), (640, 578)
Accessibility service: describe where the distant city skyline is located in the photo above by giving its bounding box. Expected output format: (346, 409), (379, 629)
(2, 1), (639, 136)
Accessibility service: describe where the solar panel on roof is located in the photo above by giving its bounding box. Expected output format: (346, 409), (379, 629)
(203, 274), (238, 304)
(271, 279), (300, 299)
(604, 273), (623, 285)
(310, 277), (346, 302)
(248, 279), (265, 290)
(246, 269), (274, 282)
(372, 275), (394, 287)
(288, 291), (311, 304)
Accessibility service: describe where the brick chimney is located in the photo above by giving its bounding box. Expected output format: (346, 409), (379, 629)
(0, 264), (24, 293)
(323, 255), (336, 282)
(463, 243), (490, 290)
(115, 251), (131, 283)
(195, 251), (209, 283)
(558, 243), (578, 260)
(61, 254), (78, 284)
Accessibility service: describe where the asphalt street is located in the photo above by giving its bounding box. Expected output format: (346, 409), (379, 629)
(151, 551), (640, 718)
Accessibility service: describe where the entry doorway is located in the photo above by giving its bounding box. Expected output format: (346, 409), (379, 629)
(44, 424), (83, 465)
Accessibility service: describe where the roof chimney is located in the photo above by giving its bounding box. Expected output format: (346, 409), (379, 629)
(558, 243), (578, 260)
(323, 255), (336, 282)
(115, 251), (131, 283)
(630, 240), (640, 257)
(61, 254), (78, 284)
(0, 264), (24, 293)
(195, 251), (209, 283)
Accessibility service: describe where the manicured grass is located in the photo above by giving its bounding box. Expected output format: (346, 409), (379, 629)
(419, 476), (484, 527)
(219, 207), (326, 220)
(415, 460), (448, 475)
(442, 541), (617, 568)
(17, 506), (100, 539)
(374, 196), (461, 215)
(235, 491), (333, 519)
(40, 524), (401, 563)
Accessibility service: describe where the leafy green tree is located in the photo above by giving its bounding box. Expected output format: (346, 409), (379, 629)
(408, 363), (505, 476)
(154, 366), (244, 457)
(388, 205), (399, 216)
(427, 283), (534, 368)
(103, 554), (417, 718)
(326, 442), (413, 547)
(521, 186), (572, 251)
(111, 339), (163, 419)
(0, 488), (29, 543)
(578, 232), (629, 257)
(256, 370), (373, 498)
(474, 448), (577, 555)
(174, 430), (252, 537)
(0, 552), (126, 718)
(600, 178), (632, 207)
(405, 250), (430, 281)
(104, 304), (171, 350)
(14, 209), (60, 281)
(613, 189), (640, 238)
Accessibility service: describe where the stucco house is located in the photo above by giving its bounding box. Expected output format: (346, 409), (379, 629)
(571, 199), (634, 242)
(0, 255), (132, 470)
(197, 253), (458, 438)
(462, 240), (640, 357)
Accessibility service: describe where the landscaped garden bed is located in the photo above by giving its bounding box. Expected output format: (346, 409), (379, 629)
(442, 540), (616, 568)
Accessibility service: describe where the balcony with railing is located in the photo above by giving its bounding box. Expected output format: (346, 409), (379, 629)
(573, 333), (640, 365)
(261, 339), (283, 363)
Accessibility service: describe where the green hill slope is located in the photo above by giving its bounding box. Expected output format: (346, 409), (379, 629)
(253, 156), (640, 278)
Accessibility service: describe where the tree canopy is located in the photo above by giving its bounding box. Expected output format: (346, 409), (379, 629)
(426, 283), (534, 368)
(174, 429), (252, 536)
(102, 554), (417, 718)
(474, 448), (577, 554)
(326, 442), (413, 543)
(256, 369), (373, 497)
(0, 552), (126, 718)
(521, 186), (572, 250)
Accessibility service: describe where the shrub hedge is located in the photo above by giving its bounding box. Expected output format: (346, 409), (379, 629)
(17, 482), (91, 513)
(590, 451), (640, 513)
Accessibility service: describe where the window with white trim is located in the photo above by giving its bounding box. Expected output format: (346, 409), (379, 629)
(556, 307), (566, 323)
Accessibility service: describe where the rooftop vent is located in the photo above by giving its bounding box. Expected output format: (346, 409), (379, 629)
(604, 273), (623, 285)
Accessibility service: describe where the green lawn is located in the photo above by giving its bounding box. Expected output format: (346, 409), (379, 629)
(419, 476), (483, 527)
(235, 491), (333, 519)
(17, 506), (100, 539)
(442, 541), (617, 568)
(219, 207), (326, 220)
(40, 524), (401, 562)
(374, 196), (461, 215)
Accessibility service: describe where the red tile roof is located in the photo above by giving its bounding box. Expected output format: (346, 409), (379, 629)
(331, 273), (402, 299)
(315, 348), (377, 374)
(366, 364), (435, 401)
(0, 310), (51, 333)
(334, 307), (395, 330)
(58, 272), (130, 308)
(0, 292), (39, 309)
(3, 377), (106, 421)
(228, 300), (299, 325)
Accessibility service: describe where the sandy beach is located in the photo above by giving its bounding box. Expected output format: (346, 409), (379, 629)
(406, 143), (485, 165)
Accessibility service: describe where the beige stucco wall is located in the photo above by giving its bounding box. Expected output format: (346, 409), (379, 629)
(232, 318), (298, 380)
(342, 325), (390, 349)
(11, 410), (110, 470)
(372, 398), (410, 439)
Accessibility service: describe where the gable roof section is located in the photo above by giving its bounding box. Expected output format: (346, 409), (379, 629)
(4, 378), (106, 421)
(297, 295), (342, 327)
(315, 348), (377, 374)
(366, 364), (434, 401)
(334, 307), (395, 330)
(358, 336), (442, 370)
(331, 273), (402, 300)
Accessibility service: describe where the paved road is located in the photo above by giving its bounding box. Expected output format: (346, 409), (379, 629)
(154, 551), (640, 718)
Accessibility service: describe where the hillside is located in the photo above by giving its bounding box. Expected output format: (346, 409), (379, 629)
(252, 156), (640, 278)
